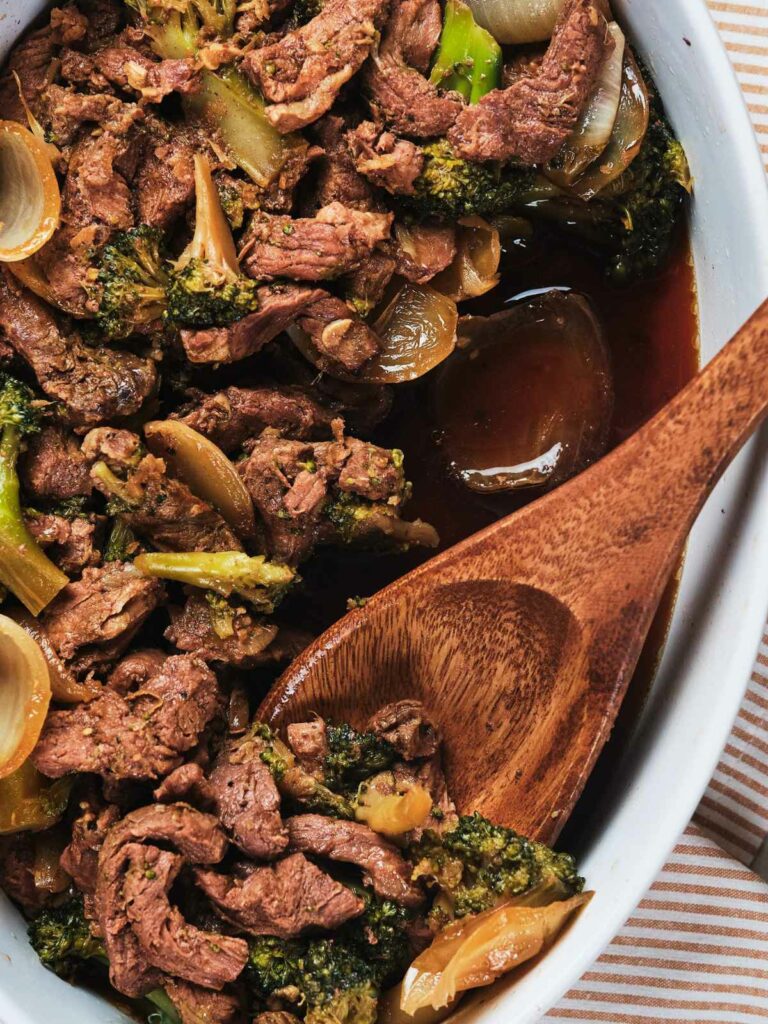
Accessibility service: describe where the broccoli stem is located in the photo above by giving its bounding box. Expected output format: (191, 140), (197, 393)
(429, 0), (502, 104)
(0, 426), (68, 615)
(145, 988), (182, 1024)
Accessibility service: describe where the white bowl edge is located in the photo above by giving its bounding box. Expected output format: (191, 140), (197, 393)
(0, 0), (767, 1021)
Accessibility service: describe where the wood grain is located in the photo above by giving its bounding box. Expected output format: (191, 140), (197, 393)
(259, 297), (768, 844)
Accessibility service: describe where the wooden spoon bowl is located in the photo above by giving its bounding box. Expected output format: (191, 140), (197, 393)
(260, 299), (768, 844)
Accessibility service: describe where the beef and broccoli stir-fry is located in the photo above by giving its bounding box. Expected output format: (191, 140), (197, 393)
(0, 0), (691, 1018)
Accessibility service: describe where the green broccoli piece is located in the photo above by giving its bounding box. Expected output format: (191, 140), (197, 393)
(166, 153), (260, 328)
(28, 897), (106, 978)
(323, 723), (397, 792)
(247, 937), (378, 1024)
(429, 0), (501, 104)
(0, 375), (68, 614)
(103, 516), (140, 562)
(409, 812), (583, 919)
(95, 226), (169, 339)
(126, 0), (237, 58)
(338, 890), (413, 988)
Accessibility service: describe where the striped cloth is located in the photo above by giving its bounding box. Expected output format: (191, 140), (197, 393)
(546, 6), (768, 1019)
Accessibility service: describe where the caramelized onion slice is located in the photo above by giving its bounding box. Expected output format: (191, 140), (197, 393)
(0, 761), (71, 835)
(0, 615), (51, 779)
(432, 217), (501, 302)
(401, 893), (593, 1013)
(0, 121), (61, 262)
(9, 608), (100, 704)
(355, 774), (433, 836)
(464, 0), (565, 43)
(144, 420), (257, 542)
(435, 290), (613, 493)
(379, 985), (460, 1024)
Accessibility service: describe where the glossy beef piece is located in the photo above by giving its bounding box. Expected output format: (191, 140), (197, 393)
(346, 121), (425, 196)
(26, 512), (100, 575)
(176, 385), (335, 453)
(343, 249), (398, 314)
(39, 563), (164, 674)
(91, 45), (199, 102)
(42, 85), (126, 145)
(286, 719), (328, 778)
(165, 979), (243, 1024)
(165, 592), (279, 669)
(298, 294), (382, 372)
(60, 794), (121, 895)
(286, 814), (424, 906)
(181, 285), (326, 364)
(242, 0), (390, 132)
(32, 655), (221, 783)
(136, 135), (197, 230)
(154, 763), (216, 807)
(208, 733), (288, 860)
(0, 273), (157, 426)
(367, 700), (441, 760)
(20, 426), (92, 502)
(107, 648), (167, 695)
(95, 804), (228, 997)
(307, 115), (379, 213)
(241, 204), (392, 282)
(365, 0), (462, 138)
(0, 835), (60, 913)
(195, 853), (364, 938)
(396, 222), (457, 284)
(123, 843), (248, 989)
(448, 0), (609, 164)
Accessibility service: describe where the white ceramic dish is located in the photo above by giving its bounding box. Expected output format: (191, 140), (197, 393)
(1, 1), (768, 1021)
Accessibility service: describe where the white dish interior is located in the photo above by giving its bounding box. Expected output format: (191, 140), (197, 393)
(1, 1), (767, 1021)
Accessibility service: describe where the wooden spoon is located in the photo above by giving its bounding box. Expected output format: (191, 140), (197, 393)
(259, 299), (768, 844)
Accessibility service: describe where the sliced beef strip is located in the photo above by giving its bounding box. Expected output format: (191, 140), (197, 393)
(26, 513), (100, 574)
(343, 249), (397, 314)
(195, 852), (364, 938)
(367, 700), (441, 760)
(208, 732), (288, 860)
(395, 221), (457, 284)
(181, 284), (326, 365)
(346, 121), (425, 196)
(448, 0), (610, 164)
(107, 648), (167, 695)
(306, 115), (379, 214)
(123, 843), (248, 989)
(177, 386), (335, 454)
(154, 763), (217, 808)
(242, 0), (390, 132)
(20, 425), (92, 502)
(39, 562), (164, 673)
(60, 794), (121, 895)
(92, 45), (200, 102)
(0, 273), (157, 427)
(364, 0), (463, 139)
(80, 0), (125, 49)
(297, 294), (382, 373)
(286, 719), (328, 778)
(164, 979), (242, 1024)
(95, 803), (229, 998)
(43, 86), (126, 145)
(33, 654), (221, 783)
(0, 836), (58, 913)
(286, 814), (423, 907)
(166, 592), (279, 670)
(136, 135), (197, 230)
(241, 203), (393, 282)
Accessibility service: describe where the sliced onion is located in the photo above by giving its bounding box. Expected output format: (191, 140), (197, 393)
(0, 615), (51, 780)
(378, 985), (461, 1024)
(0, 121), (61, 263)
(401, 893), (592, 1013)
(144, 420), (258, 542)
(464, 0), (565, 44)
(0, 761), (71, 835)
(565, 49), (650, 201)
(546, 23), (625, 188)
(431, 216), (501, 302)
(355, 776), (433, 836)
(9, 608), (101, 704)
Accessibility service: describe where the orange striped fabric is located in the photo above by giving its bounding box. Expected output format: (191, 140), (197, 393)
(545, 7), (768, 1019)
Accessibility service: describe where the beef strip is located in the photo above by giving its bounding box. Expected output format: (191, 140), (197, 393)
(208, 732), (288, 860)
(122, 843), (248, 989)
(297, 294), (382, 372)
(80, 0), (125, 49)
(307, 115), (379, 213)
(448, 0), (609, 164)
(177, 386), (335, 453)
(33, 654), (221, 783)
(26, 513), (100, 574)
(241, 203), (393, 282)
(286, 814), (423, 906)
(154, 763), (217, 807)
(180, 284), (326, 364)
(92, 45), (200, 102)
(43, 85), (126, 145)
(367, 700), (441, 760)
(60, 793), (121, 895)
(346, 121), (425, 196)
(95, 803), (229, 997)
(20, 425), (92, 502)
(39, 562), (164, 673)
(195, 852), (364, 938)
(136, 134), (197, 229)
(107, 648), (167, 694)
(166, 592), (279, 669)
(286, 719), (328, 778)
(243, 0), (390, 132)
(343, 249), (398, 314)
(364, 0), (463, 138)
(0, 273), (157, 426)
(395, 221), (457, 284)
(0, 836), (57, 913)
(164, 979), (242, 1024)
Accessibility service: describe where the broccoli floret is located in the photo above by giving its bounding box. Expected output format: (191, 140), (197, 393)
(402, 140), (558, 221)
(339, 891), (413, 988)
(127, 0), (237, 58)
(95, 226), (169, 339)
(287, 0), (324, 26)
(323, 723), (397, 792)
(166, 153), (260, 328)
(247, 937), (378, 1024)
(0, 375), (67, 614)
(429, 0), (501, 104)
(103, 516), (140, 562)
(28, 897), (106, 978)
(409, 812), (583, 919)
